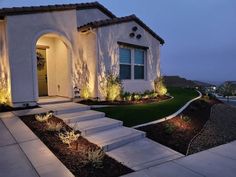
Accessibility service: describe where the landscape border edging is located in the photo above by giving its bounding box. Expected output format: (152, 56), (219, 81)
(132, 91), (202, 129)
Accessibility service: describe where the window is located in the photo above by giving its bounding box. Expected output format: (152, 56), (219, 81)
(134, 49), (145, 79)
(119, 46), (146, 80)
(119, 48), (131, 79)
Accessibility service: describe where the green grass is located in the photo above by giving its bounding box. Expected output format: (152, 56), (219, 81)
(94, 87), (199, 127)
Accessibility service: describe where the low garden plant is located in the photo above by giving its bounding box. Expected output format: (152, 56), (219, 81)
(82, 149), (105, 168)
(154, 76), (167, 96)
(35, 112), (53, 122)
(59, 130), (80, 148)
(101, 73), (122, 101)
(46, 121), (63, 132)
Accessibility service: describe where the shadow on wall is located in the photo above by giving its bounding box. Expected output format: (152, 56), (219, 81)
(0, 22), (11, 104)
(97, 28), (119, 99)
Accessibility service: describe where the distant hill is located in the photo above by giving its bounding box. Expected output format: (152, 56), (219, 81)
(193, 81), (215, 87)
(163, 76), (197, 88)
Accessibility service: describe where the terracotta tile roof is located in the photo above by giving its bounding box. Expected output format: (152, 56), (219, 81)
(77, 15), (165, 44)
(0, 1), (116, 19)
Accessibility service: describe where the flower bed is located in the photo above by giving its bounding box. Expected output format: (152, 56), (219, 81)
(79, 95), (171, 106)
(138, 98), (222, 155)
(20, 115), (132, 177)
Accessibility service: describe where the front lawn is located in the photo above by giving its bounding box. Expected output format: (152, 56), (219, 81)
(94, 87), (199, 127)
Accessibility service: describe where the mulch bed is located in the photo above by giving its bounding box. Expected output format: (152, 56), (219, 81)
(78, 95), (171, 105)
(20, 115), (132, 177)
(138, 98), (222, 155)
(0, 104), (38, 113)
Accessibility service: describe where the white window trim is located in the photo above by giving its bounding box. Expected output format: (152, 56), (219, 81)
(119, 45), (147, 81)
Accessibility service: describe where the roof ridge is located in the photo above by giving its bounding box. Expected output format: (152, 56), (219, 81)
(78, 14), (165, 44)
(0, 1), (116, 19)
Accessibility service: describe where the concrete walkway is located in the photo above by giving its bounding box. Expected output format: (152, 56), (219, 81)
(0, 111), (74, 177)
(122, 140), (236, 177)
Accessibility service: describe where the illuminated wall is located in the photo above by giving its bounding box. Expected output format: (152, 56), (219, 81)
(96, 21), (161, 95)
(76, 31), (97, 97)
(37, 36), (72, 98)
(0, 20), (11, 104)
(6, 10), (78, 106)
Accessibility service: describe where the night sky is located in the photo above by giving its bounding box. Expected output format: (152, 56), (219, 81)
(1, 0), (236, 84)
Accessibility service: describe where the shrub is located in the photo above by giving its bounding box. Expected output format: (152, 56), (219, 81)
(82, 149), (105, 168)
(35, 112), (53, 123)
(122, 92), (132, 101)
(0, 78), (10, 104)
(101, 73), (122, 101)
(80, 85), (90, 100)
(46, 121), (63, 132)
(59, 130), (80, 148)
(164, 123), (176, 135)
(133, 94), (142, 101)
(154, 76), (167, 96)
(180, 115), (191, 122)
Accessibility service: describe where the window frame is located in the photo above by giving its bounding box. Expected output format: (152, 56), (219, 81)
(119, 47), (132, 80)
(119, 45), (147, 81)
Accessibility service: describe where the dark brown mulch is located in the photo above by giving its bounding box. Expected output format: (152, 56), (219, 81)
(20, 115), (132, 177)
(138, 98), (222, 155)
(78, 95), (171, 105)
(0, 104), (38, 113)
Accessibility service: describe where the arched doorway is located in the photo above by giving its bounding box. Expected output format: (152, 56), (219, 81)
(34, 32), (73, 99)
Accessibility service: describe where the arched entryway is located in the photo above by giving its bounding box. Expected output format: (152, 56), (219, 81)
(33, 32), (73, 100)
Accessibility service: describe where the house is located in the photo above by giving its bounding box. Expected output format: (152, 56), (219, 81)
(0, 2), (164, 107)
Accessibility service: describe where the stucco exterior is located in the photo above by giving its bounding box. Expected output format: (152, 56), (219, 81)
(0, 20), (11, 103)
(0, 2), (163, 107)
(96, 21), (161, 94)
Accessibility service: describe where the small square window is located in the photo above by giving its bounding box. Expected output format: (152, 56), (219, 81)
(134, 65), (144, 79)
(120, 65), (131, 79)
(135, 49), (144, 65)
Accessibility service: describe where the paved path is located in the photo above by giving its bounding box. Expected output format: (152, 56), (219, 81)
(122, 140), (236, 177)
(0, 111), (74, 177)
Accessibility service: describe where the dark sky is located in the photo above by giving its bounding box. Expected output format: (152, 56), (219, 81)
(1, 0), (236, 84)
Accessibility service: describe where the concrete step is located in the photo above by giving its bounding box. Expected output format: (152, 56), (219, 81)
(38, 97), (71, 105)
(68, 117), (123, 136)
(107, 138), (184, 171)
(57, 110), (105, 124)
(40, 102), (90, 114)
(85, 127), (146, 152)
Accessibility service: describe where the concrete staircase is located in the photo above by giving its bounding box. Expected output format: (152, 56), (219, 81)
(40, 101), (183, 171)
(41, 102), (145, 152)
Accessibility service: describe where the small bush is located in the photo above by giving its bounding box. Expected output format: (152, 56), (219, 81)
(82, 149), (105, 168)
(59, 130), (80, 148)
(46, 121), (63, 132)
(164, 123), (176, 135)
(80, 85), (90, 100)
(122, 92), (132, 101)
(180, 115), (191, 122)
(154, 76), (167, 96)
(133, 94), (142, 101)
(35, 112), (53, 123)
(0, 78), (10, 105)
(101, 73), (122, 101)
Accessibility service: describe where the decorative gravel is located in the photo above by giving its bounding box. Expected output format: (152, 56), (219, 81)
(188, 104), (236, 154)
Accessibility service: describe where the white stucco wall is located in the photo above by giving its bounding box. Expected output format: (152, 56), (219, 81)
(76, 9), (111, 27)
(6, 10), (78, 106)
(96, 21), (161, 94)
(37, 36), (72, 98)
(77, 31), (97, 97)
(0, 20), (11, 103)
